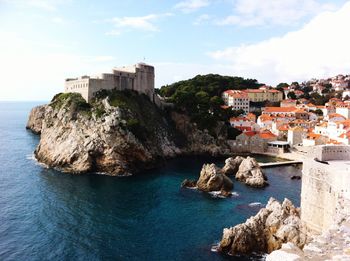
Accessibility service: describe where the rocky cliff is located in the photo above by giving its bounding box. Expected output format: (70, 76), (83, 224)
(217, 197), (307, 256)
(27, 91), (233, 176)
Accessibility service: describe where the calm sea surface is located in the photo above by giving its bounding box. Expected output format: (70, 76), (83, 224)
(0, 102), (301, 261)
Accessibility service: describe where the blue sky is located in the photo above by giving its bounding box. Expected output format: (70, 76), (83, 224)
(0, 0), (350, 100)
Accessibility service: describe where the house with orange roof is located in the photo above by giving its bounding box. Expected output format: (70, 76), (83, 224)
(229, 116), (260, 132)
(243, 88), (283, 102)
(281, 99), (297, 108)
(336, 105), (350, 119)
(246, 112), (256, 122)
(233, 129), (277, 153)
(250, 130), (277, 153)
(314, 122), (328, 136)
(302, 132), (328, 146)
(326, 113), (346, 122)
(289, 119), (315, 129)
(272, 123), (289, 140)
(222, 90), (250, 114)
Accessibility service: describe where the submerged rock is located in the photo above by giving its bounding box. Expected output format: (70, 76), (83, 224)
(218, 197), (306, 256)
(235, 156), (268, 187)
(196, 164), (233, 195)
(222, 156), (245, 176)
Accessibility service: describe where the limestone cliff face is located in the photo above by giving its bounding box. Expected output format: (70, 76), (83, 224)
(26, 105), (46, 134)
(218, 197), (307, 256)
(27, 91), (233, 176)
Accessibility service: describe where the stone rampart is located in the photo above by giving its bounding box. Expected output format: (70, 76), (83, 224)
(301, 145), (350, 234)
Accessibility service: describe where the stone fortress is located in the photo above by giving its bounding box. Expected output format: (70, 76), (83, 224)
(64, 62), (158, 104)
(301, 145), (350, 234)
(267, 145), (350, 260)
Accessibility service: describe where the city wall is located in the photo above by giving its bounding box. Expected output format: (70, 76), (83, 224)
(301, 145), (350, 234)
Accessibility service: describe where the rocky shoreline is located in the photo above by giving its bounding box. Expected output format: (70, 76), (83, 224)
(26, 92), (236, 176)
(217, 197), (307, 256)
(27, 92), (306, 259)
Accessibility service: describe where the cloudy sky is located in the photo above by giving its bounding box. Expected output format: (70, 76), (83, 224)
(1, 0), (350, 100)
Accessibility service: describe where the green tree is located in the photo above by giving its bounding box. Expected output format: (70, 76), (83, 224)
(315, 109), (323, 116)
(287, 91), (297, 99)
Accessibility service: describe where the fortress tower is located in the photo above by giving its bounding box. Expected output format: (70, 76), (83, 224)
(64, 63), (155, 103)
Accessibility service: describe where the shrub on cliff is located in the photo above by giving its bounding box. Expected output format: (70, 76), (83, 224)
(50, 92), (91, 111)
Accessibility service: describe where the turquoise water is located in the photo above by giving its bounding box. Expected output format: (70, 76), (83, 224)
(0, 102), (301, 261)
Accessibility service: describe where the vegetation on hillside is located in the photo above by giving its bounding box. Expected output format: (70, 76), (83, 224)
(50, 93), (91, 111)
(159, 74), (261, 135)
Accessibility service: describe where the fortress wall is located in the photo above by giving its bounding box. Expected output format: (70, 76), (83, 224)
(64, 78), (90, 101)
(301, 145), (350, 234)
(88, 77), (114, 101)
(308, 145), (350, 161)
(64, 63), (156, 104)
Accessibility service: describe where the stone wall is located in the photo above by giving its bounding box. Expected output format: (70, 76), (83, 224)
(64, 63), (155, 103)
(301, 145), (350, 234)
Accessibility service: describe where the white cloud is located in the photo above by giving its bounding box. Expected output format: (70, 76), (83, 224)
(106, 13), (172, 35)
(216, 0), (337, 27)
(209, 1), (350, 85)
(193, 14), (211, 25)
(174, 0), (210, 13)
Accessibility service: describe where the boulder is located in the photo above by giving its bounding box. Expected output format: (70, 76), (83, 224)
(218, 197), (307, 256)
(181, 179), (197, 188)
(222, 156), (245, 176)
(235, 156), (268, 187)
(196, 163), (233, 194)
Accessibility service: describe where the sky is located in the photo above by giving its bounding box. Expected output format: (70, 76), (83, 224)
(1, 0), (350, 101)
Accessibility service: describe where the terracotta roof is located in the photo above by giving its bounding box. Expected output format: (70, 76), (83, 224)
(259, 115), (273, 122)
(263, 107), (297, 113)
(278, 124), (289, 131)
(258, 130), (277, 139)
(230, 117), (250, 122)
(243, 131), (256, 137)
(328, 113), (346, 119)
(306, 133), (322, 139)
(223, 90), (248, 98)
(237, 126), (252, 131)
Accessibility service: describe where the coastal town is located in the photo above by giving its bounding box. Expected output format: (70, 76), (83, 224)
(222, 74), (350, 155)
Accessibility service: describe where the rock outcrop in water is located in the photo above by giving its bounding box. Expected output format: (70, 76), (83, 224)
(196, 164), (233, 195)
(27, 91), (234, 176)
(218, 197), (306, 256)
(235, 156), (268, 187)
(222, 156), (245, 176)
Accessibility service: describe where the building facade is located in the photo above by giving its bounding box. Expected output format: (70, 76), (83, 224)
(64, 63), (155, 102)
(244, 88), (283, 102)
(222, 90), (250, 114)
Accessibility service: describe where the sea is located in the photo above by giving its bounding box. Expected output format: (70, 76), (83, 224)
(0, 102), (302, 261)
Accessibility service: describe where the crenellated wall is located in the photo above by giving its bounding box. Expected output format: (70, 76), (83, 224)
(301, 145), (350, 234)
